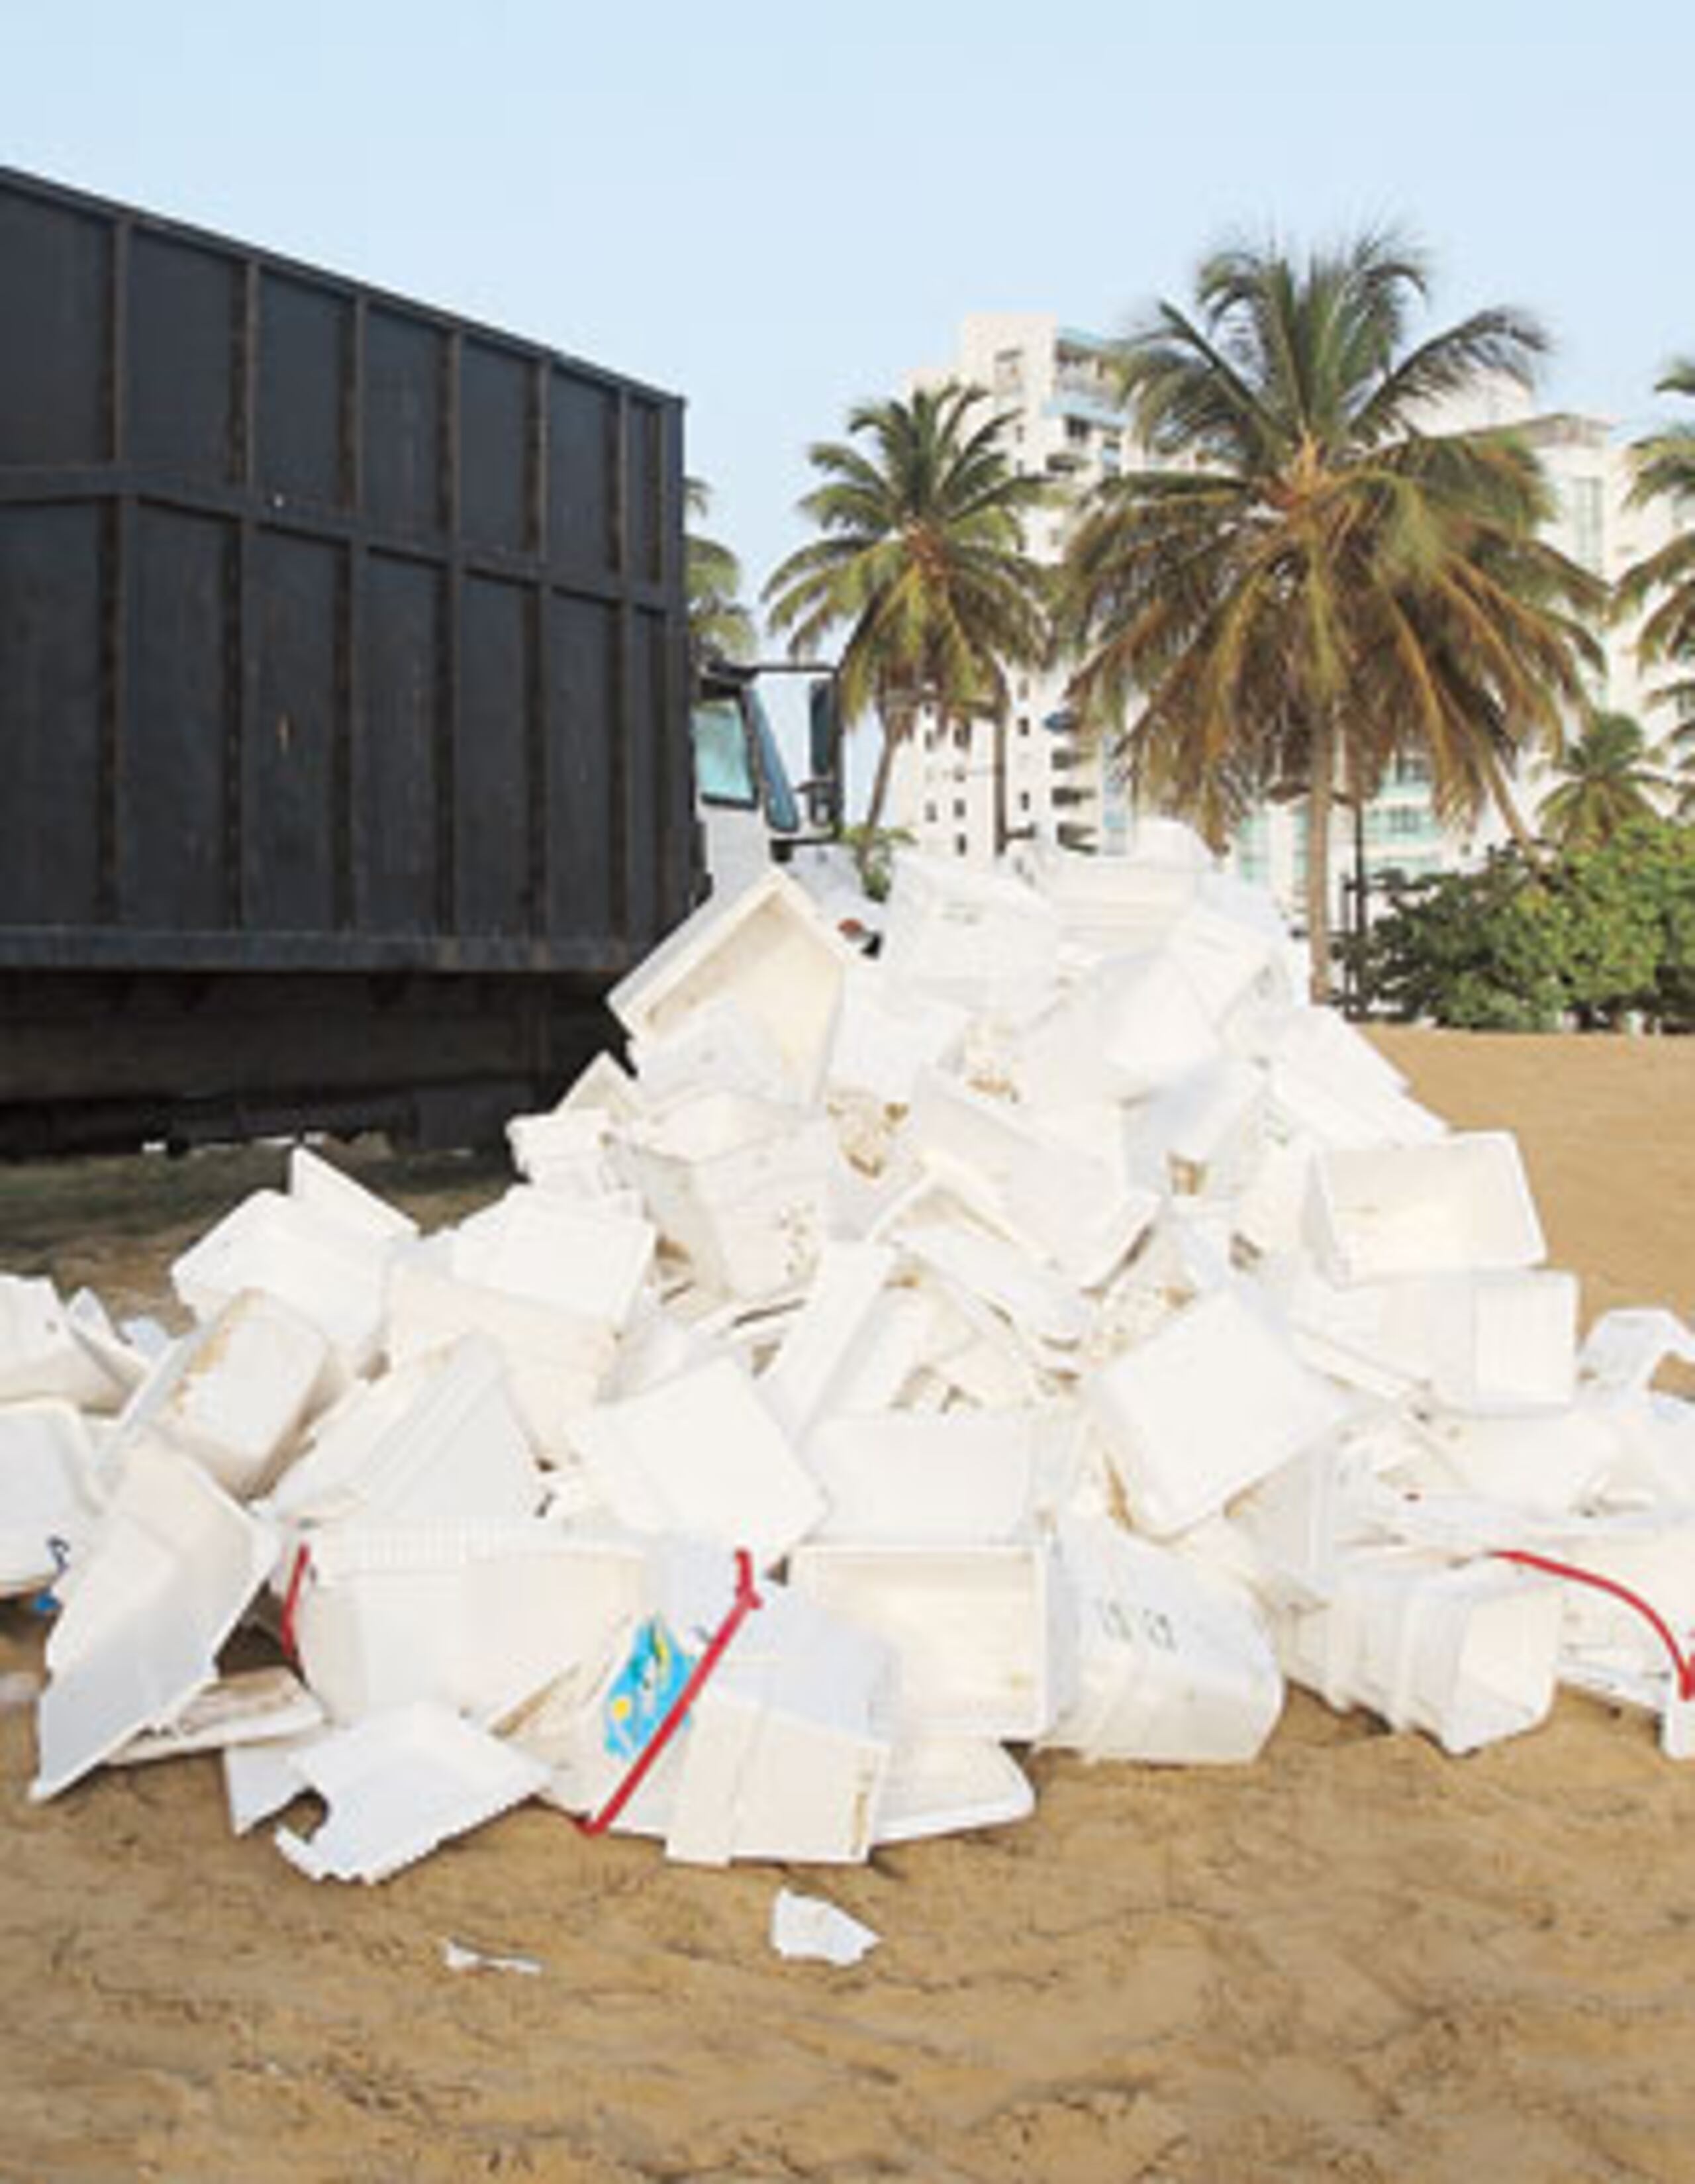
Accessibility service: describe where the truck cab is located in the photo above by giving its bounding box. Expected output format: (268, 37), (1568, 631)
(691, 660), (840, 900)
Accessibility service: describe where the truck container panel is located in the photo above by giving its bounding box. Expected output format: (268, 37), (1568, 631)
(0, 166), (694, 1152)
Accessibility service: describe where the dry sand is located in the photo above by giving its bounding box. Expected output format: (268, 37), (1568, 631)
(2, 1029), (1694, 2183)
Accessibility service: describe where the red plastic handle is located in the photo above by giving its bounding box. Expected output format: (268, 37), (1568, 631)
(279, 1542), (312, 1667)
(1494, 1548), (1695, 1700)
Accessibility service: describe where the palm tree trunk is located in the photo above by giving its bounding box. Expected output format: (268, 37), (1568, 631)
(1306, 715), (1336, 1005)
(864, 714), (904, 834)
(1475, 742), (1542, 858)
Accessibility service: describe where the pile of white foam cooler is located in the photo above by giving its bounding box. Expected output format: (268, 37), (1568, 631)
(5, 826), (1694, 1882)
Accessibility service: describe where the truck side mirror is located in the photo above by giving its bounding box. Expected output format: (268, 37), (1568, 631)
(805, 677), (841, 831)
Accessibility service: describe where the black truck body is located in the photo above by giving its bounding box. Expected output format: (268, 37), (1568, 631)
(0, 167), (694, 1153)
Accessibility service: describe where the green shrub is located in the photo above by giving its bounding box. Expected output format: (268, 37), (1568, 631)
(1349, 821), (1695, 1030)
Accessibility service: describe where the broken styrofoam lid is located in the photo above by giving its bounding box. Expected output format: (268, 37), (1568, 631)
(33, 1440), (280, 1801)
(0, 1399), (103, 1595)
(771, 1887), (880, 1966)
(274, 1703), (550, 1885)
(0, 1275), (130, 1411)
(1580, 1309), (1695, 1399)
(113, 1666), (323, 1765)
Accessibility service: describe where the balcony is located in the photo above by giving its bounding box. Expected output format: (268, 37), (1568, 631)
(1045, 381), (1128, 429)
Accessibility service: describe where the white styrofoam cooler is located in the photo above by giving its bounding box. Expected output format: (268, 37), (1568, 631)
(1085, 1287), (1349, 1538)
(625, 1091), (830, 1302)
(1045, 1518), (1283, 1764)
(1276, 1550), (1563, 1754)
(787, 1540), (1074, 1740)
(608, 868), (855, 1104)
(1305, 1133), (1546, 1286)
(294, 1524), (646, 1727)
(665, 1587), (896, 1865)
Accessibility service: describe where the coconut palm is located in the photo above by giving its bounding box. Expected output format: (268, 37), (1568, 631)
(763, 384), (1049, 832)
(1537, 711), (1669, 847)
(685, 477), (756, 666)
(1053, 232), (1604, 998)
(1619, 359), (1695, 727)
(1667, 718), (1695, 820)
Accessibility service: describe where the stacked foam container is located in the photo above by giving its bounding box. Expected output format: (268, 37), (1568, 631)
(6, 832), (1695, 1883)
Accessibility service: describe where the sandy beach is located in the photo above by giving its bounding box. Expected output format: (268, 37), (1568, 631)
(3, 1027), (1694, 2184)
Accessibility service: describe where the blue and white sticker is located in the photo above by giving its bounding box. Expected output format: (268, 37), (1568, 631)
(603, 1616), (695, 1760)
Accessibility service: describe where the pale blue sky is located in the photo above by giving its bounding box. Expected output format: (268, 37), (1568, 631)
(3, 0), (1689, 628)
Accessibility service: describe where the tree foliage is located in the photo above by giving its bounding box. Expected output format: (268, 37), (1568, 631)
(1053, 230), (1603, 999)
(762, 384), (1049, 830)
(1620, 358), (1695, 724)
(1536, 711), (1670, 848)
(685, 477), (757, 666)
(1349, 819), (1695, 1030)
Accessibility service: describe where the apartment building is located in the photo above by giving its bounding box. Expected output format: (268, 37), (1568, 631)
(895, 315), (1131, 862)
(894, 314), (1680, 926)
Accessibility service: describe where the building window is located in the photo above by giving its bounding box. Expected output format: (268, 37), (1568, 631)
(923, 801), (936, 824)
(1065, 416), (1090, 445)
(1019, 791), (1032, 813)
(1018, 716), (1031, 737)
(953, 798), (966, 820)
(955, 832), (969, 856)
(993, 348), (1024, 395)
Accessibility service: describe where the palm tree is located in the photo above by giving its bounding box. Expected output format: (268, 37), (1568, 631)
(1537, 711), (1669, 847)
(763, 384), (1049, 833)
(685, 477), (756, 667)
(1665, 716), (1695, 820)
(1619, 358), (1695, 757)
(1053, 232), (1604, 999)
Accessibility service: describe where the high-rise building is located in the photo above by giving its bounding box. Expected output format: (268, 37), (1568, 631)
(893, 314), (1682, 926)
(896, 315), (1132, 862)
